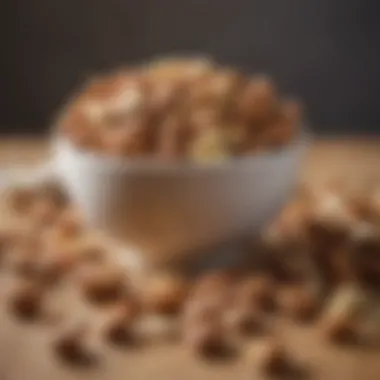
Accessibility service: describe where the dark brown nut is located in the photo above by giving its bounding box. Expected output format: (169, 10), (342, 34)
(102, 307), (136, 346)
(321, 316), (358, 344)
(53, 324), (96, 366)
(237, 75), (279, 126)
(224, 306), (265, 335)
(6, 186), (35, 214)
(77, 264), (127, 304)
(256, 337), (290, 375)
(7, 282), (44, 321)
(235, 275), (275, 311)
(277, 285), (319, 322)
(184, 321), (226, 359)
(143, 272), (189, 315)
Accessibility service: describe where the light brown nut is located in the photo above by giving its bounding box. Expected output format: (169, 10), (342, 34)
(277, 285), (320, 322)
(224, 305), (265, 335)
(235, 275), (275, 312)
(29, 198), (60, 227)
(77, 264), (127, 304)
(6, 186), (35, 214)
(156, 113), (191, 160)
(56, 208), (84, 239)
(142, 272), (189, 315)
(237, 75), (279, 126)
(100, 116), (154, 157)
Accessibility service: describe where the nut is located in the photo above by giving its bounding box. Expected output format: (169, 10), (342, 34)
(53, 323), (96, 366)
(143, 272), (188, 315)
(56, 208), (84, 239)
(224, 305), (265, 335)
(277, 285), (319, 322)
(77, 264), (127, 304)
(7, 282), (44, 321)
(184, 320), (226, 359)
(235, 275), (275, 311)
(321, 315), (358, 344)
(102, 307), (137, 346)
(237, 75), (279, 126)
(6, 186), (35, 214)
(256, 337), (290, 375)
(29, 198), (60, 227)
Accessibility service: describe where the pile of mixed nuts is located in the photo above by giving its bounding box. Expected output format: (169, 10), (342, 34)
(0, 180), (379, 376)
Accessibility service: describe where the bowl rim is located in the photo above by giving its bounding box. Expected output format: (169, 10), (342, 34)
(52, 125), (312, 175)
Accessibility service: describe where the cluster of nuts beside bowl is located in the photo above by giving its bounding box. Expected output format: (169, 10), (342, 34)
(0, 180), (379, 376)
(58, 57), (303, 162)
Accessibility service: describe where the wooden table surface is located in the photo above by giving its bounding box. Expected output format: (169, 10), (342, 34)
(0, 137), (379, 380)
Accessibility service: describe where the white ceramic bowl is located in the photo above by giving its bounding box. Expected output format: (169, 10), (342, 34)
(51, 130), (310, 266)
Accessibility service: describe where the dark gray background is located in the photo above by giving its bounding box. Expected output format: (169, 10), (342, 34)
(1, 0), (379, 135)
